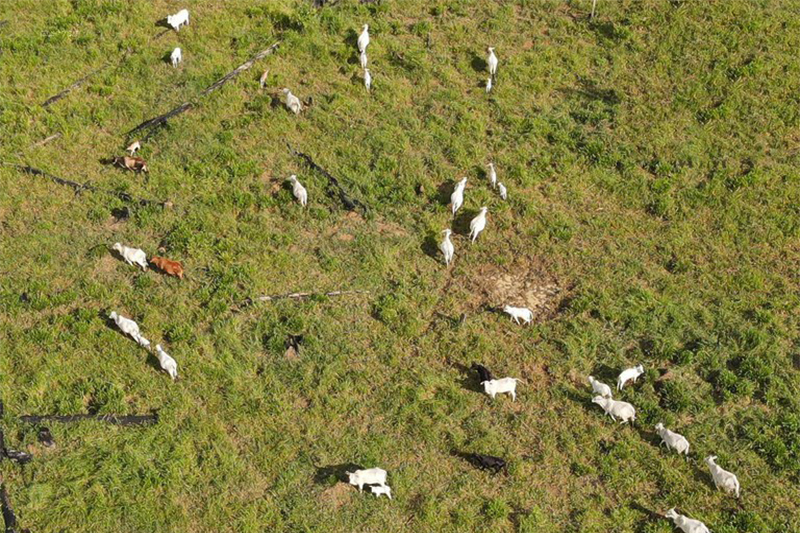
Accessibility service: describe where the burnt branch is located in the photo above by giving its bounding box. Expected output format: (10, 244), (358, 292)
(286, 143), (368, 213)
(19, 413), (158, 426)
(128, 42), (279, 136)
(3, 163), (170, 207)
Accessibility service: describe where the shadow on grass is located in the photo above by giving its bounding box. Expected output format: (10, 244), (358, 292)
(421, 233), (441, 262)
(452, 362), (483, 394)
(451, 450), (507, 474)
(314, 463), (365, 485)
(471, 55), (487, 73)
(453, 208), (479, 237)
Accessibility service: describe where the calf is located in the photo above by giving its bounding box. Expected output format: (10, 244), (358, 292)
(346, 467), (387, 491)
(167, 9), (189, 31)
(471, 363), (493, 384)
(150, 256), (184, 279)
(112, 243), (148, 270)
(705, 455), (740, 497)
(503, 305), (533, 325)
(155, 344), (178, 380)
(370, 484), (392, 499)
(171, 47), (182, 67)
(114, 155), (148, 173)
(109, 311), (150, 349)
(481, 377), (522, 402)
(588, 376), (613, 398)
(617, 364), (644, 390)
(664, 508), (710, 533)
(655, 423), (689, 455)
(592, 396), (636, 424)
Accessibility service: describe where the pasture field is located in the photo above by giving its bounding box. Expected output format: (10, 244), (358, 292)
(2, 0), (800, 531)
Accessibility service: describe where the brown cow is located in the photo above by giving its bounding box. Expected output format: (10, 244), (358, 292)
(114, 155), (148, 173)
(150, 256), (184, 279)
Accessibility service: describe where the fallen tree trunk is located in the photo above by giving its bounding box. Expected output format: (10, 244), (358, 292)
(20, 413), (158, 426)
(127, 42), (279, 136)
(240, 289), (370, 309)
(0, 484), (17, 533)
(42, 64), (111, 107)
(286, 143), (368, 213)
(3, 163), (170, 207)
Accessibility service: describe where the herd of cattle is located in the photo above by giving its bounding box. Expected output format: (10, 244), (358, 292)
(63, 7), (751, 532)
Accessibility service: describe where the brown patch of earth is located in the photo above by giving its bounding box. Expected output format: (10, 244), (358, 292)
(318, 483), (352, 509)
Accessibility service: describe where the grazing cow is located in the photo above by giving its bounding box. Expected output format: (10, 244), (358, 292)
(465, 453), (506, 473)
(364, 68), (372, 91)
(370, 485), (392, 499)
(155, 344), (178, 380)
(451, 177), (467, 215)
(705, 455), (740, 497)
(358, 24), (370, 53)
(592, 396), (636, 424)
(664, 509), (710, 533)
(346, 467), (387, 491)
(588, 376), (613, 398)
(167, 9), (189, 31)
(502, 305), (533, 325)
(469, 207), (488, 243)
(171, 47), (182, 67)
(149, 256), (184, 279)
(471, 363), (493, 383)
(617, 364), (644, 390)
(655, 423), (690, 456)
(288, 175), (308, 207)
(282, 88), (302, 115)
(109, 312), (150, 349)
(487, 162), (497, 188)
(487, 47), (498, 77)
(114, 155), (148, 173)
(439, 229), (454, 266)
(126, 141), (141, 155)
(485, 76), (492, 93)
(360, 50), (368, 69)
(482, 377), (522, 402)
(112, 243), (148, 270)
(498, 182), (507, 200)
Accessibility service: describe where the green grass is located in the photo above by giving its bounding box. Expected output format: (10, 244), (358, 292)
(2, 0), (800, 531)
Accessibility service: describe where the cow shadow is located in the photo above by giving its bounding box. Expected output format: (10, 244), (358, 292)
(421, 233), (441, 261)
(436, 181), (454, 206)
(471, 55), (487, 73)
(162, 50), (177, 66)
(453, 208), (479, 236)
(451, 450), (506, 474)
(590, 363), (618, 384)
(314, 462), (364, 485)
(453, 362), (483, 393)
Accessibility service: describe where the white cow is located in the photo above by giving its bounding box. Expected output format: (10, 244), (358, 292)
(592, 396), (636, 423)
(364, 68), (372, 92)
(705, 455), (740, 497)
(360, 50), (368, 69)
(451, 177), (467, 215)
(487, 162), (497, 188)
(664, 509), (710, 533)
(155, 344), (178, 380)
(617, 364), (644, 390)
(112, 243), (148, 270)
(109, 312), (150, 349)
(487, 47), (498, 77)
(482, 377), (522, 402)
(503, 305), (533, 325)
(171, 47), (182, 67)
(485, 76), (492, 93)
(588, 376), (612, 398)
(282, 88), (302, 115)
(357, 24), (370, 53)
(347, 467), (387, 491)
(167, 9), (189, 31)
(288, 175), (307, 207)
(440, 229), (454, 266)
(655, 423), (690, 455)
(498, 182), (507, 200)
(370, 484), (392, 499)
(126, 141), (140, 155)
(469, 207), (488, 242)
